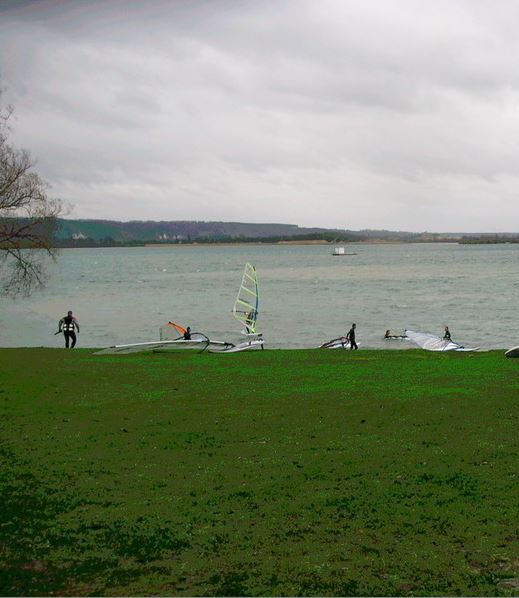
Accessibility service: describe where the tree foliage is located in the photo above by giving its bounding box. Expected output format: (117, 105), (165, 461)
(0, 99), (62, 295)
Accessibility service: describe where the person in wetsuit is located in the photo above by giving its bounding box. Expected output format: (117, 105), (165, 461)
(245, 310), (257, 334)
(443, 326), (451, 340)
(346, 323), (358, 350)
(59, 311), (80, 348)
(183, 326), (192, 340)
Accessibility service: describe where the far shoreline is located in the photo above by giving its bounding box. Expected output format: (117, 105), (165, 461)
(141, 239), (461, 248)
(53, 238), (519, 248)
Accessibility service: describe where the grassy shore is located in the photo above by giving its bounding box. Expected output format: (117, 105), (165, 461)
(1, 348), (518, 596)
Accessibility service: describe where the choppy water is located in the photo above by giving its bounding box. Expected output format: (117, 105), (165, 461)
(1, 243), (518, 349)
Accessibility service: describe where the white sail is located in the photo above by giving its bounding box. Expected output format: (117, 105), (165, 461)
(94, 338), (208, 355)
(405, 330), (478, 352)
(95, 321), (224, 355)
(233, 262), (260, 334)
(211, 263), (264, 353)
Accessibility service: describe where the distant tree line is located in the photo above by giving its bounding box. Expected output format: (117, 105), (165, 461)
(51, 231), (367, 248)
(459, 236), (519, 244)
(52, 231), (507, 248)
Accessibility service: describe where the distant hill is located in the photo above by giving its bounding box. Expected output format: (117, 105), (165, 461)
(54, 219), (360, 243)
(48, 219), (519, 247)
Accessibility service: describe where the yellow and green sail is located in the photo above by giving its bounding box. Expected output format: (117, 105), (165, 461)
(233, 263), (259, 334)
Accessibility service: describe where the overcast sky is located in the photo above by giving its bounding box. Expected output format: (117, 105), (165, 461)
(1, 0), (519, 231)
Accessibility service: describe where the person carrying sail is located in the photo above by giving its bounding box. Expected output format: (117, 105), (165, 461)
(183, 326), (192, 340)
(443, 326), (451, 341)
(346, 323), (358, 350)
(58, 310), (80, 348)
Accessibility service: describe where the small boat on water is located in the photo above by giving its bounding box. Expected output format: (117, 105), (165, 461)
(332, 246), (357, 256)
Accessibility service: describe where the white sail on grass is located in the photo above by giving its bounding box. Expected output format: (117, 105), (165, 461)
(95, 322), (220, 354)
(406, 330), (478, 352)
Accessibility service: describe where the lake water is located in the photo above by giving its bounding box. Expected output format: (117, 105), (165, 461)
(1, 243), (518, 349)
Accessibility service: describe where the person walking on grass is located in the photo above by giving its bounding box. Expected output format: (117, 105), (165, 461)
(346, 323), (358, 350)
(58, 311), (80, 348)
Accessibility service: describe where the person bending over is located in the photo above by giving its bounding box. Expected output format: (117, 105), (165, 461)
(183, 326), (192, 340)
(59, 311), (80, 348)
(346, 323), (358, 350)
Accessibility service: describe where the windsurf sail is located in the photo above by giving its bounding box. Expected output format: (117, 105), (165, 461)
(320, 336), (349, 349)
(95, 321), (221, 355)
(160, 321), (187, 340)
(406, 330), (478, 352)
(211, 263), (264, 353)
(94, 339), (205, 355)
(233, 263), (259, 334)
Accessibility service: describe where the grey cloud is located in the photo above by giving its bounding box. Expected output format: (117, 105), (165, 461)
(1, 0), (519, 230)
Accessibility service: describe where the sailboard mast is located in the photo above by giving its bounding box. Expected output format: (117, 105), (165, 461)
(233, 262), (259, 334)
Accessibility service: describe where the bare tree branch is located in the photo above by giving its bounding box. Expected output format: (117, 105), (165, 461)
(0, 95), (63, 296)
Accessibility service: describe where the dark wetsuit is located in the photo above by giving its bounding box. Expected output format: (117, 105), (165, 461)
(245, 311), (256, 334)
(183, 330), (192, 340)
(444, 329), (451, 340)
(347, 327), (358, 350)
(60, 316), (79, 348)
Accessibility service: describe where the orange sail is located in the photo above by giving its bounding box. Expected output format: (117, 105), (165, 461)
(168, 321), (186, 336)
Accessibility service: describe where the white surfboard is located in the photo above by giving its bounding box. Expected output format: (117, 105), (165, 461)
(94, 338), (208, 355)
(209, 339), (265, 354)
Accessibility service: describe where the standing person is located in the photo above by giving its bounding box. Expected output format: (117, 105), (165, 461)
(443, 326), (451, 340)
(183, 326), (192, 340)
(346, 323), (358, 350)
(58, 311), (80, 348)
(245, 310), (257, 334)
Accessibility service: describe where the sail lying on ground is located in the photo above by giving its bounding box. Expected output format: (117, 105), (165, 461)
(320, 337), (351, 349)
(94, 321), (220, 355)
(406, 330), (478, 352)
(233, 262), (259, 334)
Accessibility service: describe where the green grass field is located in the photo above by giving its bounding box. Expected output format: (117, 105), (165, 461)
(1, 348), (519, 596)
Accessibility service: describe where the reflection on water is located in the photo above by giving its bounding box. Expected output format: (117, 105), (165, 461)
(1, 243), (518, 349)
